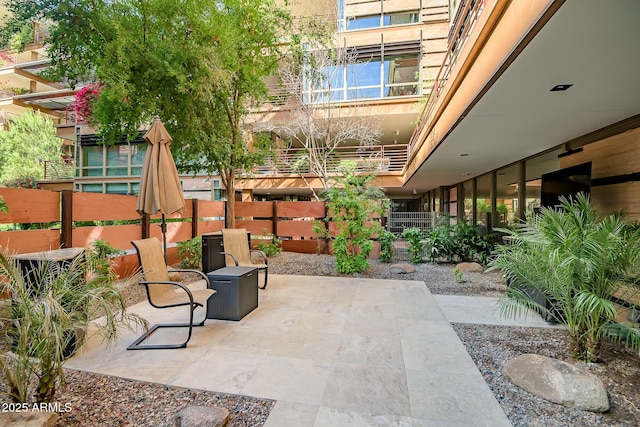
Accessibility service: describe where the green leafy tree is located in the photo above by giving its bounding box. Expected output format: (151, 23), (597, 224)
(1, 0), (292, 228)
(489, 193), (640, 362)
(0, 110), (62, 184)
(315, 169), (389, 274)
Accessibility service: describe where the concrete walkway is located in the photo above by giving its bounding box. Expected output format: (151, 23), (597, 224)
(66, 274), (532, 426)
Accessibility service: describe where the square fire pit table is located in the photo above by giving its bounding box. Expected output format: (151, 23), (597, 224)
(206, 266), (258, 321)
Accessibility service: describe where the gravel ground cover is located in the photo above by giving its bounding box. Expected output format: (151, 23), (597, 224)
(28, 251), (640, 425)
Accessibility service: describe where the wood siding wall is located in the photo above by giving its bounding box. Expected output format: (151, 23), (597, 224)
(560, 127), (640, 219)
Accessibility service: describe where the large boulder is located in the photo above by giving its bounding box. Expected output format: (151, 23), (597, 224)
(390, 263), (415, 274)
(503, 354), (609, 412)
(455, 262), (484, 273)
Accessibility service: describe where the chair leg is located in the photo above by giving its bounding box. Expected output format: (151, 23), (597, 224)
(259, 268), (268, 289)
(127, 303), (205, 350)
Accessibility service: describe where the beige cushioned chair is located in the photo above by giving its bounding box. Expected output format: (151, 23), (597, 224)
(128, 237), (216, 350)
(221, 228), (269, 289)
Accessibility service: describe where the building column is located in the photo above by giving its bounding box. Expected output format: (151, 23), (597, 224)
(518, 160), (526, 221)
(490, 170), (497, 230)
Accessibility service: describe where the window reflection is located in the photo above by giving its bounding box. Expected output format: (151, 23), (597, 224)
(346, 11), (419, 31)
(305, 46), (419, 102)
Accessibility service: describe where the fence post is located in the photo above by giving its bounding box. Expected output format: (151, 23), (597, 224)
(60, 190), (73, 248)
(191, 199), (199, 238)
(272, 201), (278, 236)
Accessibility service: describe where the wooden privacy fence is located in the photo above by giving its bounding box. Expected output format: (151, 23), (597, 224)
(0, 187), (224, 273)
(0, 188), (382, 274)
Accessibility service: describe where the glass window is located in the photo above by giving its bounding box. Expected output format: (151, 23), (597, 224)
(347, 87), (381, 100)
(106, 183), (129, 194)
(320, 64), (344, 90)
(384, 11), (420, 26)
(385, 55), (418, 97)
(463, 179), (474, 222)
(81, 183), (103, 193)
(131, 143), (147, 165)
(347, 61), (381, 87)
(106, 145), (129, 176)
(83, 145), (103, 167)
(476, 173), (491, 229)
(130, 182), (139, 195)
(496, 164), (519, 226)
(347, 15), (380, 30)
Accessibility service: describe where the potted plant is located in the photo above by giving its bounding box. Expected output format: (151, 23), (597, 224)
(0, 251), (144, 403)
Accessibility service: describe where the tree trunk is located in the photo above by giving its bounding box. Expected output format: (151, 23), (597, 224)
(226, 171), (236, 228)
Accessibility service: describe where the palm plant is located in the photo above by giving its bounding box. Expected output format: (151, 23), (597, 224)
(489, 193), (640, 362)
(0, 251), (144, 403)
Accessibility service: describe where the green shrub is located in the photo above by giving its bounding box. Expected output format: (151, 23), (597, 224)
(176, 236), (202, 269)
(424, 216), (493, 263)
(402, 227), (425, 264)
(489, 193), (640, 362)
(315, 170), (389, 274)
(86, 239), (125, 277)
(256, 232), (282, 257)
(378, 229), (396, 263)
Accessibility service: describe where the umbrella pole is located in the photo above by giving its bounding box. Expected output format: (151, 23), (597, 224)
(162, 213), (167, 265)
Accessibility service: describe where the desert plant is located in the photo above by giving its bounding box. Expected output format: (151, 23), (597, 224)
(86, 239), (125, 277)
(256, 231), (282, 257)
(489, 193), (640, 362)
(314, 170), (389, 274)
(0, 252), (144, 403)
(176, 236), (202, 269)
(378, 229), (396, 263)
(453, 267), (463, 283)
(402, 227), (425, 264)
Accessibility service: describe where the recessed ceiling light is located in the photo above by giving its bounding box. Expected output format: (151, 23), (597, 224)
(460, 153), (469, 157)
(550, 84), (573, 92)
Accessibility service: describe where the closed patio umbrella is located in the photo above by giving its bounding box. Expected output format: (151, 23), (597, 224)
(136, 119), (185, 261)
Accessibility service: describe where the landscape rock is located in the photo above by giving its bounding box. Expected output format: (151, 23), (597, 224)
(174, 406), (230, 427)
(503, 353), (609, 412)
(0, 411), (58, 427)
(455, 262), (484, 273)
(389, 263), (415, 274)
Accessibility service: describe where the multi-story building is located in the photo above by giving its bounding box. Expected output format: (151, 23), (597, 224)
(5, 0), (640, 227)
(246, 0), (640, 229)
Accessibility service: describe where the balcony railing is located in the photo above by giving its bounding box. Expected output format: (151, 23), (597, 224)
(252, 144), (408, 176)
(42, 158), (76, 180)
(408, 0), (484, 152)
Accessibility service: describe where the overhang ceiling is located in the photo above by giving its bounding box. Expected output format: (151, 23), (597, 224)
(401, 0), (640, 197)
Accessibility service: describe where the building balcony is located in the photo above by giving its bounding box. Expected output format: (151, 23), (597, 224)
(251, 143), (408, 176)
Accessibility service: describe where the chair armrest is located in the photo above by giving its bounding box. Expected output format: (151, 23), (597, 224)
(220, 252), (239, 266)
(139, 280), (195, 308)
(250, 249), (268, 265)
(168, 269), (208, 282)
